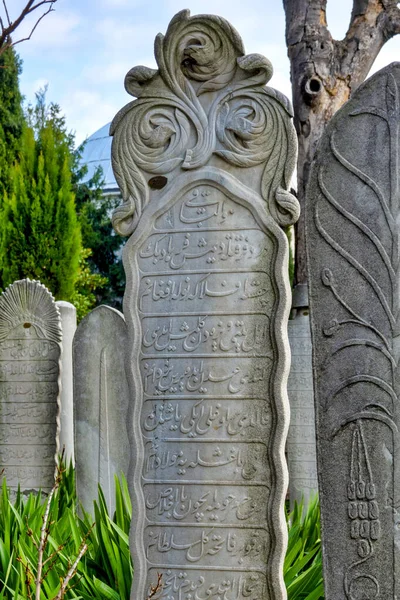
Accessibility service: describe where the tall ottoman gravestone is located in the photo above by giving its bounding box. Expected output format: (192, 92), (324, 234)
(73, 305), (129, 515)
(111, 10), (299, 599)
(307, 63), (400, 598)
(0, 279), (61, 493)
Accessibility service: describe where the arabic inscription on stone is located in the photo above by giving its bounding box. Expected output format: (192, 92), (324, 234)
(0, 279), (61, 492)
(111, 10), (299, 599)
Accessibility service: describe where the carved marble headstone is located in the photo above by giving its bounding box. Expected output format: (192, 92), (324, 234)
(306, 63), (400, 599)
(73, 305), (129, 515)
(287, 311), (317, 507)
(111, 10), (299, 599)
(56, 300), (76, 464)
(0, 279), (61, 493)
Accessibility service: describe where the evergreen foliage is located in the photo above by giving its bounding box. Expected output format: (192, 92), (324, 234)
(0, 48), (24, 197)
(74, 162), (125, 310)
(0, 59), (124, 310)
(71, 248), (108, 321)
(0, 94), (82, 299)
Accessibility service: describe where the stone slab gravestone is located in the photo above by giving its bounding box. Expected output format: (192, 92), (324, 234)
(73, 305), (129, 515)
(0, 279), (61, 493)
(287, 312), (317, 507)
(306, 62), (400, 599)
(56, 301), (76, 464)
(110, 10), (299, 599)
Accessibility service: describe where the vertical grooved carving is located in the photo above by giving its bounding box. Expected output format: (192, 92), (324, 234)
(99, 347), (112, 508)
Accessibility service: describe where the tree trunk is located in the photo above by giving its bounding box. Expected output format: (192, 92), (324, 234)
(283, 0), (400, 285)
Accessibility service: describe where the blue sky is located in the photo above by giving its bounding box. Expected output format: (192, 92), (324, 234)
(6, 0), (400, 145)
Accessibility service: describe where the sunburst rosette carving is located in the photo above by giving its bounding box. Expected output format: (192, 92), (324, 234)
(0, 279), (61, 342)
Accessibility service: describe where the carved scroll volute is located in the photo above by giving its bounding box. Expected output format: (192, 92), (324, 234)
(306, 63), (400, 599)
(110, 9), (299, 238)
(111, 10), (298, 600)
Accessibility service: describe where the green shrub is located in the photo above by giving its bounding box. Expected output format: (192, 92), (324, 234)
(0, 463), (323, 598)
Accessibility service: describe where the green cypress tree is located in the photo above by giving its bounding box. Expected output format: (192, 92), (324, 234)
(0, 100), (82, 300)
(0, 48), (24, 196)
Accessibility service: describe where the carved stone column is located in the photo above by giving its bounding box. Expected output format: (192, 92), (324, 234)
(307, 63), (400, 599)
(287, 284), (318, 508)
(56, 300), (76, 464)
(111, 11), (299, 599)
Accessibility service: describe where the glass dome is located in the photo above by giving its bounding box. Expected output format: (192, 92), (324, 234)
(79, 123), (120, 195)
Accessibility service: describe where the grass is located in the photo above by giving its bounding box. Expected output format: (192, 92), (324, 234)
(0, 462), (323, 599)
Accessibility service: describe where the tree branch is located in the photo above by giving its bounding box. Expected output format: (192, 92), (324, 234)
(340, 0), (400, 89)
(52, 542), (88, 600)
(283, 0), (330, 46)
(11, 5), (54, 49)
(381, 5), (400, 39)
(2, 1), (11, 27)
(35, 471), (60, 600)
(0, 0), (57, 55)
(146, 573), (163, 600)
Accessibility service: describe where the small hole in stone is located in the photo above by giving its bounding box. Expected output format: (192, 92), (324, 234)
(309, 78), (322, 93)
(148, 176), (168, 190)
(23, 322), (32, 329)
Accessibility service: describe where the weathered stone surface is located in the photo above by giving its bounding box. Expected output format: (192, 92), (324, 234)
(287, 312), (317, 507)
(306, 63), (400, 599)
(56, 301), (76, 464)
(73, 305), (129, 515)
(111, 10), (299, 599)
(0, 279), (61, 492)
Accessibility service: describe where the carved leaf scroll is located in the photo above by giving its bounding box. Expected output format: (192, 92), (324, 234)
(110, 9), (299, 237)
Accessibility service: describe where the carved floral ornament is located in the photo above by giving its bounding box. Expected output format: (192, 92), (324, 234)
(110, 9), (299, 236)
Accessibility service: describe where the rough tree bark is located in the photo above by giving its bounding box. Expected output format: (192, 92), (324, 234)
(283, 0), (400, 285)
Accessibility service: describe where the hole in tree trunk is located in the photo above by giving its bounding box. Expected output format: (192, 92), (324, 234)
(304, 77), (323, 105)
(306, 77), (322, 94)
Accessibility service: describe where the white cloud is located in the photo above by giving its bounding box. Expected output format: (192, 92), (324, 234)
(60, 89), (121, 145)
(100, 0), (144, 6)
(82, 61), (134, 85)
(14, 10), (81, 53)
